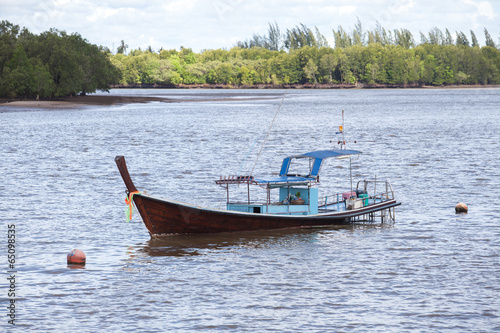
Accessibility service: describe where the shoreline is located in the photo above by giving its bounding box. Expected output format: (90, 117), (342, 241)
(1, 84), (498, 109)
(110, 82), (500, 90)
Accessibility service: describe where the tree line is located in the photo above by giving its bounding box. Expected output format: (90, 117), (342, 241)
(0, 20), (120, 99)
(112, 21), (500, 87)
(237, 20), (498, 50)
(2, 20), (500, 100)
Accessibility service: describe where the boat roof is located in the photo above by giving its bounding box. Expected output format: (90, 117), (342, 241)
(279, 148), (361, 177)
(252, 175), (315, 186)
(216, 149), (361, 187)
(290, 149), (361, 160)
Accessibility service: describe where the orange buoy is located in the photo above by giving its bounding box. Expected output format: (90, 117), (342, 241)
(455, 202), (468, 214)
(67, 249), (86, 265)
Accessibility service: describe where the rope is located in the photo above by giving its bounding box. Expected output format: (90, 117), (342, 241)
(238, 135), (260, 176)
(124, 191), (140, 222)
(250, 92), (286, 176)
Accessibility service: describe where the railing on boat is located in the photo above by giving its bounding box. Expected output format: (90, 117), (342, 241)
(216, 175), (258, 205)
(219, 178), (396, 219)
(224, 184), (314, 215)
(316, 179), (397, 223)
(319, 179), (396, 210)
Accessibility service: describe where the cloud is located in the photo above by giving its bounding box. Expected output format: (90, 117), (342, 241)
(390, 0), (416, 15)
(461, 0), (497, 31)
(338, 6), (357, 15)
(2, 0), (499, 52)
(87, 6), (120, 23)
(162, 0), (197, 14)
(464, 0), (496, 19)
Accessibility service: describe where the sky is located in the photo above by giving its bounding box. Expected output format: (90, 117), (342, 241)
(2, 0), (499, 53)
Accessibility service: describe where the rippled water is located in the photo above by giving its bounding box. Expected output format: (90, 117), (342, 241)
(1, 88), (499, 332)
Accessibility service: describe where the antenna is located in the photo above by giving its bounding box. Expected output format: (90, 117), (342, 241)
(333, 109), (345, 149)
(332, 110), (355, 193)
(333, 109), (356, 149)
(341, 109), (345, 149)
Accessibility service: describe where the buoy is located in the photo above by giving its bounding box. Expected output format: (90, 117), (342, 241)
(455, 202), (468, 214)
(67, 249), (86, 265)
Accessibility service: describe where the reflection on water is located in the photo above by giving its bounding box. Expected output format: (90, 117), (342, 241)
(136, 225), (374, 257)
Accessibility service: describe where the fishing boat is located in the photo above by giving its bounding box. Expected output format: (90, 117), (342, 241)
(115, 145), (401, 236)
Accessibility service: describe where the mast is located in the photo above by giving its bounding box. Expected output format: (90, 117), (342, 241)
(335, 109), (353, 195)
(341, 109), (345, 150)
(335, 109), (346, 150)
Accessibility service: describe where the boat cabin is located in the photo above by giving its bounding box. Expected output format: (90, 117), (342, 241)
(216, 149), (361, 216)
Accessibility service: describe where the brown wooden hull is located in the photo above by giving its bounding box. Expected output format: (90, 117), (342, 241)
(133, 194), (401, 235)
(115, 156), (401, 236)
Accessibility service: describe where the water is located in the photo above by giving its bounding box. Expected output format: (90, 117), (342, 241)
(1, 88), (499, 332)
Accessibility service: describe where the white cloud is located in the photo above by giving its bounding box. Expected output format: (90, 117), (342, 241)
(162, 0), (197, 14)
(390, 0), (415, 15)
(462, 0), (497, 30)
(87, 6), (120, 23)
(339, 6), (357, 15)
(2, 0), (499, 52)
(54, 0), (72, 5)
(474, 1), (496, 19)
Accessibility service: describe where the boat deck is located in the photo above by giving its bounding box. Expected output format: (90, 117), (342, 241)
(225, 180), (398, 223)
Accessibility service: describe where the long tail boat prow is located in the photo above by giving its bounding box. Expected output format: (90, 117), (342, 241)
(115, 147), (401, 236)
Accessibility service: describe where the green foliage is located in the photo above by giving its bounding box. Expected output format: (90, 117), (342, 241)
(237, 22), (327, 51)
(117, 40), (128, 54)
(303, 58), (319, 83)
(0, 21), (20, 76)
(2, 20), (499, 96)
(110, 34), (500, 87)
(320, 53), (338, 83)
(0, 21), (120, 99)
(285, 23), (318, 50)
(31, 58), (55, 97)
(484, 29), (496, 48)
(456, 31), (470, 47)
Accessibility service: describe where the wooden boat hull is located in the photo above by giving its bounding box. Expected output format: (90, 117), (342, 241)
(134, 194), (400, 235)
(115, 156), (401, 236)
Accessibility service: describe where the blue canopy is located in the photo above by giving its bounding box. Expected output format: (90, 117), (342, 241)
(216, 149), (361, 187)
(252, 175), (314, 185)
(279, 149), (361, 177)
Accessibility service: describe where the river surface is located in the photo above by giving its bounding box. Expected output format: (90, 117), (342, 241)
(1, 88), (499, 332)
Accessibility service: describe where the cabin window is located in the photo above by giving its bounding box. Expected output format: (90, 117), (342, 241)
(253, 207), (261, 213)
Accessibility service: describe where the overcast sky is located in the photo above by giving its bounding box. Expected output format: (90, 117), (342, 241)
(2, 0), (499, 52)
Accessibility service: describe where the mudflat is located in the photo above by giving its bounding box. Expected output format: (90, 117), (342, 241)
(0, 92), (281, 109)
(0, 95), (173, 108)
